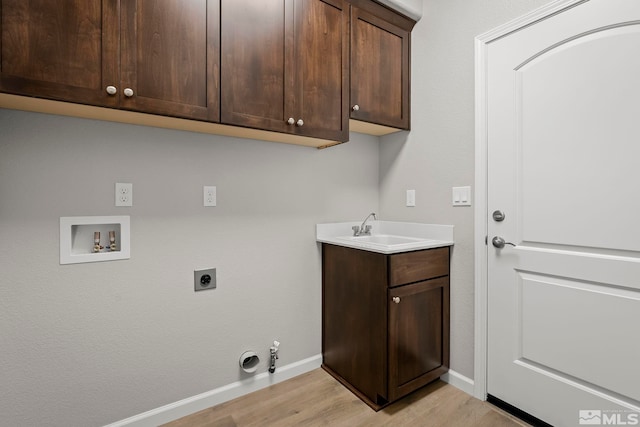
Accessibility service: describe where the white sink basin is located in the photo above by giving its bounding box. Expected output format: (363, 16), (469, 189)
(317, 221), (453, 254)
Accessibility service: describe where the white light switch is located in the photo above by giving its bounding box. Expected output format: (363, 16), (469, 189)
(406, 189), (416, 207)
(452, 186), (471, 206)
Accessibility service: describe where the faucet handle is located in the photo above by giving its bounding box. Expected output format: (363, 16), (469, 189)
(364, 225), (372, 234)
(352, 225), (360, 236)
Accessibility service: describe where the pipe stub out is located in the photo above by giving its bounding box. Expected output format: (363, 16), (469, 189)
(239, 351), (260, 373)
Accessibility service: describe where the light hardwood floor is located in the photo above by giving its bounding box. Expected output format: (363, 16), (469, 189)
(162, 369), (529, 427)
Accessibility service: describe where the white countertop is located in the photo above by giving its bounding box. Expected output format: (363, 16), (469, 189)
(316, 221), (454, 254)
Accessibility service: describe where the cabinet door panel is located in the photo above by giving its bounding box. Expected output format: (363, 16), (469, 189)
(388, 277), (450, 401)
(221, 0), (290, 133)
(294, 0), (348, 141)
(120, 0), (219, 121)
(0, 0), (118, 106)
(350, 6), (410, 129)
(322, 244), (388, 404)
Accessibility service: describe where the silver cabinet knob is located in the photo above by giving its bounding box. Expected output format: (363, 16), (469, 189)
(287, 118), (295, 125)
(492, 236), (516, 249)
(392, 296), (400, 304)
(296, 119), (304, 127)
(106, 85), (117, 95)
(352, 104), (360, 111)
(123, 88), (134, 97)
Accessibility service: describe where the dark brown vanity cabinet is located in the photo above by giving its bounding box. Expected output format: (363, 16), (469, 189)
(0, 0), (220, 121)
(322, 244), (450, 409)
(349, 0), (414, 130)
(221, 0), (349, 142)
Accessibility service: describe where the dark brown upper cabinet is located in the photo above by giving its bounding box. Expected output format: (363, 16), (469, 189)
(221, 0), (349, 142)
(349, 0), (414, 130)
(0, 0), (220, 121)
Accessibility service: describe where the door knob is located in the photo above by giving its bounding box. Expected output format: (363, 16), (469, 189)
(492, 236), (516, 249)
(287, 118), (295, 125)
(352, 104), (360, 111)
(106, 85), (117, 95)
(392, 296), (400, 304)
(123, 88), (134, 97)
(296, 119), (304, 127)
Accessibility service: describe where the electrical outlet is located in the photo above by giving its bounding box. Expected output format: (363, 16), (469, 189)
(194, 268), (216, 291)
(115, 183), (133, 207)
(203, 186), (216, 207)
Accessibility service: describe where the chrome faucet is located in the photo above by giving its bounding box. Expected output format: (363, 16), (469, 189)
(352, 212), (377, 236)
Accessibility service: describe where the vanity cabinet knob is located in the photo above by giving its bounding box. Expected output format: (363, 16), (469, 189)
(352, 104), (360, 111)
(392, 296), (400, 304)
(123, 88), (134, 97)
(296, 119), (304, 127)
(287, 117), (295, 125)
(106, 85), (117, 95)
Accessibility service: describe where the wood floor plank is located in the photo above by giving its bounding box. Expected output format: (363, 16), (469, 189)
(162, 369), (529, 427)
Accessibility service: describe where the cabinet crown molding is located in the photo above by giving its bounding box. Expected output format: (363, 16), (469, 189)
(375, 0), (422, 21)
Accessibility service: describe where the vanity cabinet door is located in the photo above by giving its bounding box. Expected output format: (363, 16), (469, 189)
(0, 0), (119, 107)
(388, 276), (450, 402)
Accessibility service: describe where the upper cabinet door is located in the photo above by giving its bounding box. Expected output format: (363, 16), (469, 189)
(120, 0), (219, 121)
(221, 0), (289, 133)
(293, 0), (349, 142)
(350, 2), (412, 129)
(0, 0), (119, 107)
(221, 0), (348, 142)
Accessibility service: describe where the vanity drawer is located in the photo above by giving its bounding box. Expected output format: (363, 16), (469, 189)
(389, 247), (449, 287)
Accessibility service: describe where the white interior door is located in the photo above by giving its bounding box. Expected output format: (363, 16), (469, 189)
(487, 1), (640, 425)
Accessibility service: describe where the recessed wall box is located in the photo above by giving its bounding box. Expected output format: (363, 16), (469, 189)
(60, 216), (130, 264)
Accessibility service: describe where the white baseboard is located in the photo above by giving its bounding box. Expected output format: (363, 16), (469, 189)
(104, 354), (323, 427)
(442, 369), (475, 396)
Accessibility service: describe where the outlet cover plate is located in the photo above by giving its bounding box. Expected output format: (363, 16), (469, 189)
(115, 183), (133, 207)
(194, 268), (216, 291)
(203, 186), (217, 207)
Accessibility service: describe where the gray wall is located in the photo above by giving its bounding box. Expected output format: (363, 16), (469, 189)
(0, 0), (552, 425)
(0, 110), (379, 426)
(379, 0), (549, 379)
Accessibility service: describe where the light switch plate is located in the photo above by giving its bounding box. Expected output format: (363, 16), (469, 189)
(406, 189), (416, 207)
(452, 186), (471, 206)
